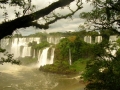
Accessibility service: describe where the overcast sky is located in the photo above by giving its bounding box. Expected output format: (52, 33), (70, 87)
(4, 0), (93, 36)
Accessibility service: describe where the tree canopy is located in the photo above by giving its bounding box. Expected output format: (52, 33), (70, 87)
(80, 0), (120, 33)
(79, 0), (120, 89)
(0, 0), (83, 39)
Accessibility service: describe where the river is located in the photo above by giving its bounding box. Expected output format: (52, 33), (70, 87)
(0, 63), (85, 90)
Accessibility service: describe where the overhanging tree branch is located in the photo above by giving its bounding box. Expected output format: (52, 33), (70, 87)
(0, 0), (81, 39)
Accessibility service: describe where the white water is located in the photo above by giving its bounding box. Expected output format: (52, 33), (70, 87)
(37, 47), (50, 67)
(109, 35), (118, 43)
(0, 37), (56, 67)
(47, 37), (61, 44)
(37, 47), (55, 67)
(48, 48), (55, 64)
(0, 35), (119, 66)
(1, 37), (41, 58)
(37, 50), (41, 60)
(95, 36), (102, 43)
(33, 49), (36, 58)
(84, 36), (92, 43)
(21, 47), (31, 57)
(69, 49), (72, 65)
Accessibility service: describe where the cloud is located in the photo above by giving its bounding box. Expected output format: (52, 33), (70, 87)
(1, 0), (93, 36)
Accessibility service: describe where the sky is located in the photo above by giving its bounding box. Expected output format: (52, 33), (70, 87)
(1, 0), (93, 36)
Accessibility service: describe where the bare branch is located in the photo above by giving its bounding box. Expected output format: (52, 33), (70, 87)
(0, 0), (77, 39)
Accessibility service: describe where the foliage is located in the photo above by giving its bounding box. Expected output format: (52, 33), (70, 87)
(116, 38), (120, 46)
(40, 60), (75, 74)
(55, 35), (105, 63)
(13, 34), (22, 38)
(40, 58), (89, 74)
(35, 41), (50, 49)
(28, 41), (50, 50)
(80, 0), (120, 34)
(28, 41), (37, 47)
(83, 53), (120, 90)
(82, 37), (120, 90)
(74, 10), (120, 89)
(28, 32), (47, 42)
(0, 48), (20, 64)
(0, 0), (83, 39)
(57, 38), (70, 60)
(70, 59), (89, 72)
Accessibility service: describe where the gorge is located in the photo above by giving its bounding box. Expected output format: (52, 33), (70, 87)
(0, 32), (119, 90)
(0, 34), (118, 67)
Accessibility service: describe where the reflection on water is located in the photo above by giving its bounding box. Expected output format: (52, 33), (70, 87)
(0, 63), (85, 90)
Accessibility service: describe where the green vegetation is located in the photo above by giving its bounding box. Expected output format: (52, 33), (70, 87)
(71, 59), (88, 72)
(0, 48), (20, 65)
(28, 41), (50, 50)
(28, 32), (47, 42)
(40, 31), (106, 75)
(82, 36), (120, 90)
(19, 57), (37, 65)
(40, 59), (88, 74)
(13, 34), (22, 38)
(82, 46), (120, 90)
(79, 0), (120, 89)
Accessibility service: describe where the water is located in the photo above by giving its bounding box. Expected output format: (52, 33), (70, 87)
(37, 47), (50, 67)
(0, 63), (85, 90)
(37, 47), (55, 67)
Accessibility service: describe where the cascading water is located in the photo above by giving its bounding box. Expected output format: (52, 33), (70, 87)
(7, 37), (41, 58)
(0, 37), (57, 67)
(47, 48), (55, 64)
(11, 38), (22, 58)
(47, 37), (61, 44)
(69, 49), (72, 65)
(37, 50), (41, 60)
(21, 47), (31, 57)
(37, 47), (55, 67)
(37, 47), (50, 67)
(1, 35), (119, 68)
(95, 36), (102, 43)
(33, 49), (36, 58)
(109, 35), (119, 56)
(0, 38), (10, 49)
(84, 36), (92, 43)
(109, 35), (118, 43)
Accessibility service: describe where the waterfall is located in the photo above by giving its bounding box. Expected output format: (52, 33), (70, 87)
(109, 35), (118, 43)
(69, 49), (72, 65)
(38, 50), (41, 60)
(47, 37), (60, 44)
(37, 47), (49, 67)
(33, 49), (36, 58)
(47, 48), (55, 64)
(21, 47), (31, 57)
(37, 47), (55, 67)
(1, 35), (120, 67)
(11, 38), (21, 58)
(84, 36), (92, 43)
(5, 37), (41, 58)
(11, 45), (21, 58)
(28, 37), (41, 44)
(0, 38), (9, 49)
(95, 36), (102, 43)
